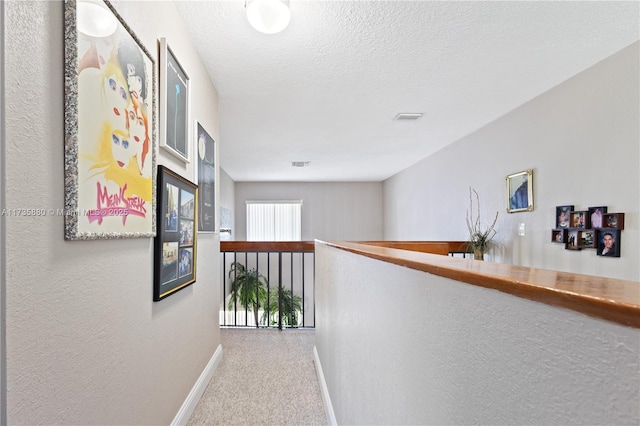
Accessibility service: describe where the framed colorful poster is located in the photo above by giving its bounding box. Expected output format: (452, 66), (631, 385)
(154, 165), (197, 301)
(64, 0), (156, 239)
(159, 38), (190, 163)
(195, 121), (215, 232)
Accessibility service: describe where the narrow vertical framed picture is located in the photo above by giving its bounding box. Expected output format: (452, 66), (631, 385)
(195, 121), (216, 232)
(506, 169), (534, 213)
(159, 38), (190, 163)
(64, 0), (156, 239)
(154, 165), (197, 301)
(565, 229), (581, 251)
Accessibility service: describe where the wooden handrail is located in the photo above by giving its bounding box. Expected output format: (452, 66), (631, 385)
(220, 241), (315, 252)
(317, 240), (640, 328)
(220, 240), (470, 255)
(359, 241), (470, 255)
(355, 241), (449, 256)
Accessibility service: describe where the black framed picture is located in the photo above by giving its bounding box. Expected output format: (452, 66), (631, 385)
(555, 205), (574, 228)
(588, 206), (608, 229)
(159, 38), (190, 163)
(597, 229), (620, 258)
(565, 229), (581, 251)
(154, 165), (197, 301)
(196, 121), (216, 232)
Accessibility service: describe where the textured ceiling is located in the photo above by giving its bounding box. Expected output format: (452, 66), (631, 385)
(174, 1), (639, 182)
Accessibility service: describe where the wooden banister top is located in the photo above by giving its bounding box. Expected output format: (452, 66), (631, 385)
(220, 241), (315, 252)
(316, 240), (640, 329)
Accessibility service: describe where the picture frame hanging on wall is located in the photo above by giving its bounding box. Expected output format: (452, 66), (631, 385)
(597, 229), (621, 257)
(195, 121), (216, 232)
(506, 169), (534, 213)
(555, 205), (574, 228)
(159, 37), (190, 163)
(154, 165), (198, 301)
(64, 0), (156, 240)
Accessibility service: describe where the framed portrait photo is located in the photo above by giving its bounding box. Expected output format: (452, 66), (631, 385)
(597, 230), (620, 258)
(195, 121), (216, 233)
(506, 169), (533, 213)
(154, 165), (198, 301)
(159, 38), (190, 163)
(64, 0), (156, 240)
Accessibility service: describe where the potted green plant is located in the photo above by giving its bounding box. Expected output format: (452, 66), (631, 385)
(228, 262), (268, 328)
(228, 261), (303, 328)
(466, 187), (499, 260)
(262, 287), (303, 327)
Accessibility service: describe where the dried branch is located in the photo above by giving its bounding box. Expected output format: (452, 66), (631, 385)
(466, 187), (499, 251)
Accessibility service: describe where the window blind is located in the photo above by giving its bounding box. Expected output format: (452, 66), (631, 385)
(246, 200), (302, 241)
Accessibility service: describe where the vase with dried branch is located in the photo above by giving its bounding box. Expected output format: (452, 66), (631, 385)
(466, 187), (499, 260)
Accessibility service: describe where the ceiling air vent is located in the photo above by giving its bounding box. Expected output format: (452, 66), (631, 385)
(291, 161), (311, 167)
(394, 113), (423, 120)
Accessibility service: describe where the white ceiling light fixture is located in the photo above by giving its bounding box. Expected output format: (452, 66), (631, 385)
(394, 113), (423, 120)
(77, 0), (118, 38)
(246, 0), (291, 34)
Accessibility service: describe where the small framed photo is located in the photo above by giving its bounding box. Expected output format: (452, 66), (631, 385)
(565, 229), (581, 251)
(597, 230), (620, 257)
(506, 169), (533, 213)
(195, 121), (216, 233)
(551, 228), (567, 243)
(578, 230), (596, 248)
(555, 205), (574, 228)
(588, 206), (608, 229)
(159, 38), (190, 163)
(570, 211), (588, 229)
(154, 165), (198, 301)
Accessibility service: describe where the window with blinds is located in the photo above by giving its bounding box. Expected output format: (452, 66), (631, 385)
(246, 200), (302, 241)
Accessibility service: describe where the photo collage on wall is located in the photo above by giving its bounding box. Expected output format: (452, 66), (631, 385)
(552, 204), (625, 257)
(154, 165), (197, 301)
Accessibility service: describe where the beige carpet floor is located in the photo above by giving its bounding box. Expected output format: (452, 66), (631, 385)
(188, 328), (327, 426)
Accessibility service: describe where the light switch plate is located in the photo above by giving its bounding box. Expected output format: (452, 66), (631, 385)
(518, 223), (526, 236)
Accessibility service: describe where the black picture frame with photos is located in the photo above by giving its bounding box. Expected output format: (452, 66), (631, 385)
(154, 165), (197, 301)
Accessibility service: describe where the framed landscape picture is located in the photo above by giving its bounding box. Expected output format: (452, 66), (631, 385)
(196, 121), (216, 232)
(64, 0), (156, 239)
(154, 165), (197, 301)
(159, 38), (190, 162)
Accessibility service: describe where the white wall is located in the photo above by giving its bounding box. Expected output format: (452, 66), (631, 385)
(219, 168), (235, 240)
(0, 1), (6, 422)
(4, 1), (220, 423)
(234, 182), (383, 241)
(383, 42), (639, 281)
(315, 243), (640, 425)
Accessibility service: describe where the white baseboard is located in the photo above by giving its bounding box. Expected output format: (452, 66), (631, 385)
(313, 346), (337, 425)
(171, 344), (223, 426)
